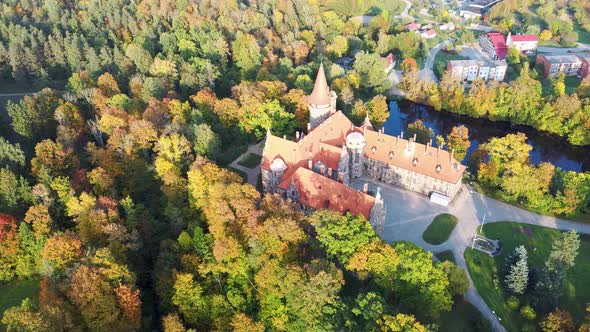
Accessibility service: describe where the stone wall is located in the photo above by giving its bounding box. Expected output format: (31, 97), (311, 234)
(364, 157), (462, 199)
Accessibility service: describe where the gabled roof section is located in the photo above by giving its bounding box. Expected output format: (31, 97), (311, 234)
(278, 167), (375, 219)
(308, 63), (331, 106)
(510, 34), (538, 42)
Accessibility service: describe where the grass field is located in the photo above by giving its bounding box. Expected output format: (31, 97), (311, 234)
(237, 153), (262, 169)
(320, 0), (405, 16)
(0, 279), (40, 324)
(422, 214), (458, 245)
(464, 222), (590, 331)
(435, 297), (492, 332)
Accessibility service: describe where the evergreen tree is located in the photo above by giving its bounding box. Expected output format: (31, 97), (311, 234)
(505, 245), (529, 294)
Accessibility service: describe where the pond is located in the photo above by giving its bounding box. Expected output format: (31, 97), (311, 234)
(383, 100), (590, 172)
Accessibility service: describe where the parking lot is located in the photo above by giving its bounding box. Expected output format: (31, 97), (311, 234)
(459, 45), (490, 60)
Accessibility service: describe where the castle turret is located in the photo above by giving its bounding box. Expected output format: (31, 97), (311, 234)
(337, 147), (350, 185)
(266, 157), (287, 193)
(308, 63), (335, 129)
(346, 131), (366, 178)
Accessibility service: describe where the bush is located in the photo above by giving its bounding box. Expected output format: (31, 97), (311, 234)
(520, 305), (536, 321)
(506, 296), (519, 310)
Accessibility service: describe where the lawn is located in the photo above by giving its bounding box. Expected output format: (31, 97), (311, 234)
(237, 153), (262, 169)
(435, 250), (456, 263)
(435, 297), (492, 332)
(422, 213), (458, 245)
(573, 21), (590, 44)
(320, 0), (405, 16)
(433, 52), (468, 80)
(0, 279), (39, 324)
(464, 222), (590, 331)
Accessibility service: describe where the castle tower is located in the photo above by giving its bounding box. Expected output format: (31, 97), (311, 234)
(337, 147), (350, 185)
(370, 187), (386, 236)
(308, 63), (335, 129)
(345, 131), (366, 178)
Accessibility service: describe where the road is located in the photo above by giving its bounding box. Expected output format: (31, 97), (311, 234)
(537, 42), (590, 54)
(228, 141), (263, 186)
(395, 0), (412, 19)
(353, 179), (590, 332)
(419, 40), (449, 82)
(0, 92), (37, 97)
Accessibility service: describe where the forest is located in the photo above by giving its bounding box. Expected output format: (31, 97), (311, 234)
(0, 0), (589, 330)
(0, 71), (475, 330)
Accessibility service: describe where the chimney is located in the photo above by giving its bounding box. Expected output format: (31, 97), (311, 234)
(363, 183), (368, 193)
(413, 133), (417, 141)
(307, 123), (311, 132)
(283, 135), (287, 139)
(406, 139), (410, 152)
(437, 146), (440, 158)
(338, 171), (343, 183)
(328, 168), (332, 177)
(401, 131), (404, 139)
(363, 126), (366, 135)
(450, 149), (455, 162)
(296, 131), (300, 140)
(425, 141), (429, 153)
(396, 135), (399, 146)
(308, 159), (312, 169)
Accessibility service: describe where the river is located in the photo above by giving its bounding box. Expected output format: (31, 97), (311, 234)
(384, 101), (590, 172)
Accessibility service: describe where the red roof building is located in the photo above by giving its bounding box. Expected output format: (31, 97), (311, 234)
(406, 22), (420, 31)
(479, 32), (508, 60)
(261, 68), (466, 231)
(506, 33), (538, 55)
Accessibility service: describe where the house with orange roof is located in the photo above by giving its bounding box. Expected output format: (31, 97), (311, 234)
(261, 66), (466, 232)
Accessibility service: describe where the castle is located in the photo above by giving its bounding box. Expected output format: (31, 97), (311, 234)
(261, 64), (466, 234)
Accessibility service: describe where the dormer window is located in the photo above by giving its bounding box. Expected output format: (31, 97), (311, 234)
(389, 151), (394, 160)
(453, 162), (459, 170)
(371, 146), (377, 154)
(436, 164), (442, 173)
(412, 158), (418, 166)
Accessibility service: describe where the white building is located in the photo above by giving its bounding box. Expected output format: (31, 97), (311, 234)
(447, 59), (507, 82)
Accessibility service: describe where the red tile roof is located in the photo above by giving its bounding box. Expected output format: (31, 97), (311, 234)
(407, 23), (420, 31)
(486, 32), (508, 59)
(262, 110), (466, 217)
(510, 34), (538, 43)
(423, 29), (437, 37)
(278, 167), (375, 219)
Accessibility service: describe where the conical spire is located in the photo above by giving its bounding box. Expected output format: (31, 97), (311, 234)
(308, 63), (331, 106)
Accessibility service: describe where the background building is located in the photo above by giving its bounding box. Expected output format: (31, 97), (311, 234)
(479, 32), (538, 60)
(536, 54), (583, 77)
(447, 59), (507, 81)
(506, 33), (538, 55)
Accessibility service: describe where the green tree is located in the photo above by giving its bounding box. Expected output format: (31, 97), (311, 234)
(1, 298), (49, 332)
(232, 32), (261, 78)
(310, 210), (377, 265)
(367, 95), (389, 129)
(505, 245), (529, 294)
(547, 230), (580, 270)
(440, 261), (470, 296)
(191, 123), (221, 160)
(507, 47), (521, 64)
(353, 51), (391, 94)
(406, 120), (434, 144)
(446, 125), (471, 162)
(392, 241), (452, 318)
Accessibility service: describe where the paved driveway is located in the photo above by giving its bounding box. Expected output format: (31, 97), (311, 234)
(351, 177), (590, 332)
